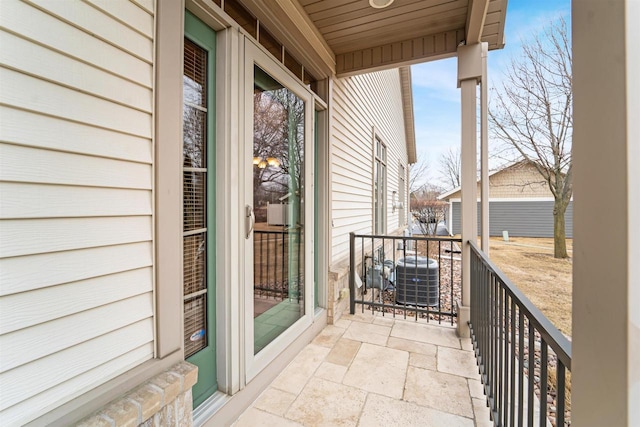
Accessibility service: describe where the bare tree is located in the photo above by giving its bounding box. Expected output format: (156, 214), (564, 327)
(410, 184), (446, 235)
(439, 147), (461, 190)
(489, 18), (572, 258)
(409, 153), (431, 196)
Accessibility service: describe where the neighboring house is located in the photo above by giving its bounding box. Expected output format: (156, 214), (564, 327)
(0, 0), (429, 425)
(439, 160), (573, 238)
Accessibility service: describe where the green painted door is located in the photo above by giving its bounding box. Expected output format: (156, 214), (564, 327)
(183, 11), (217, 407)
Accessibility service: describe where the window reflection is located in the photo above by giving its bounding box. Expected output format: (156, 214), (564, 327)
(252, 66), (305, 354)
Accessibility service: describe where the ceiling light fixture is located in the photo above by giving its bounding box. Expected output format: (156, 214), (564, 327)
(369, 0), (394, 9)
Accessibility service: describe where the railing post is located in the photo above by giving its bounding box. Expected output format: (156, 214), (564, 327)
(349, 232), (356, 314)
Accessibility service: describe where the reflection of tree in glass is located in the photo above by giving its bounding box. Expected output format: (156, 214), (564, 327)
(183, 75), (207, 231)
(253, 87), (305, 204)
(183, 75), (206, 169)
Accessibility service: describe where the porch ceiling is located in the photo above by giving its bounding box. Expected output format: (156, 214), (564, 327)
(300, 0), (508, 76)
(237, 0), (507, 78)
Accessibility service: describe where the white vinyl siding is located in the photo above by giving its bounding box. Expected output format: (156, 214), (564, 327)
(0, 1), (155, 425)
(331, 69), (409, 263)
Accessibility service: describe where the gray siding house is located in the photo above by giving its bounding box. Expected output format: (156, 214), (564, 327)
(440, 161), (573, 238)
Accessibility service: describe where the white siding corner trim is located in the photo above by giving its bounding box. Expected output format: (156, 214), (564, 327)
(0, 1), (155, 424)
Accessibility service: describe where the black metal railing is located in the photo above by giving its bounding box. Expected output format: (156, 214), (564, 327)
(254, 229), (302, 301)
(469, 241), (572, 427)
(349, 232), (462, 325)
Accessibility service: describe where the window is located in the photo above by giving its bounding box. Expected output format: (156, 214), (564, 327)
(182, 12), (218, 406)
(374, 136), (387, 234)
(183, 37), (210, 359)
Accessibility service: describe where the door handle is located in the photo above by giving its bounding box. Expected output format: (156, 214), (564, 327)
(245, 205), (255, 239)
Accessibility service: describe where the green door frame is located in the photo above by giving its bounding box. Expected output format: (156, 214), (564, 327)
(184, 10), (217, 407)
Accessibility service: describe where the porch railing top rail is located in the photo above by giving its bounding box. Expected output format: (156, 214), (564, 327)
(469, 240), (572, 369)
(351, 232), (462, 243)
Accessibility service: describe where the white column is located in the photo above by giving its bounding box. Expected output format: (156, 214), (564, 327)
(456, 43), (482, 337)
(573, 0), (639, 425)
(480, 43), (489, 254)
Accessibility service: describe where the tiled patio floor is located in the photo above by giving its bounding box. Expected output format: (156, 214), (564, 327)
(234, 311), (492, 427)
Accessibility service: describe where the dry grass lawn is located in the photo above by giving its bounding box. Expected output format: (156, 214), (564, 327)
(487, 236), (573, 337)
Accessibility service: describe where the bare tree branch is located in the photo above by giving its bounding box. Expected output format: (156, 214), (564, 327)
(439, 147), (462, 190)
(409, 154), (431, 196)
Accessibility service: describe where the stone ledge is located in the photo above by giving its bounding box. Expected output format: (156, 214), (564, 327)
(77, 362), (198, 427)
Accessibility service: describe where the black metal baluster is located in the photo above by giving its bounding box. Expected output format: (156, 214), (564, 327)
(283, 231), (287, 298)
(258, 233), (268, 296)
(492, 273), (498, 416)
(518, 312), (524, 427)
(360, 236), (365, 311)
(349, 232), (355, 314)
(370, 236), (375, 310)
(498, 283), (504, 426)
(556, 363), (566, 427)
(392, 236), (397, 319)
(497, 280), (507, 425)
(510, 298), (516, 426)
(527, 322), (535, 427)
(540, 340), (548, 427)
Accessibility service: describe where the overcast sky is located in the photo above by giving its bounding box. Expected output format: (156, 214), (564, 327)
(411, 0), (571, 187)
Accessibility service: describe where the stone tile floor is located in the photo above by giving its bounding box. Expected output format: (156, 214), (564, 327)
(234, 311), (492, 427)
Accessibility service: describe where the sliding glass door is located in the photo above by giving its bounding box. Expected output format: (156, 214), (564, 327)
(244, 41), (314, 378)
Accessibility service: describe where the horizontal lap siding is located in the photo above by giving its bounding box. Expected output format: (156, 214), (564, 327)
(0, 1), (155, 425)
(450, 201), (574, 238)
(331, 69), (408, 263)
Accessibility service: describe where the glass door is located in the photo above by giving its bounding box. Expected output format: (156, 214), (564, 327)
(244, 41), (314, 378)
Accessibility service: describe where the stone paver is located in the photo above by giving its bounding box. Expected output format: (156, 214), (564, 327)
(340, 311), (375, 324)
(342, 321), (391, 346)
(234, 408), (303, 427)
(372, 316), (395, 327)
(315, 361), (347, 383)
(437, 347), (479, 379)
(359, 393), (475, 427)
(333, 318), (351, 329)
(254, 388), (297, 416)
(343, 343), (408, 399)
(285, 378), (367, 427)
(472, 397), (493, 427)
(409, 351), (437, 370)
(312, 325), (345, 348)
(271, 344), (330, 395)
(468, 378), (486, 399)
(387, 336), (437, 356)
(391, 321), (461, 349)
(461, 338), (474, 351)
(404, 366), (475, 418)
(236, 317), (490, 426)
(326, 338), (361, 366)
